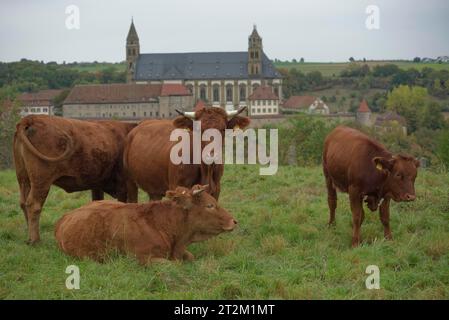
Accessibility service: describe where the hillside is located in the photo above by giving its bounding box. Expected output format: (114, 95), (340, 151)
(274, 61), (449, 77)
(0, 165), (447, 299)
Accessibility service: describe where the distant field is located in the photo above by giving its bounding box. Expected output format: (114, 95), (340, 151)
(274, 61), (449, 77)
(0, 165), (448, 299)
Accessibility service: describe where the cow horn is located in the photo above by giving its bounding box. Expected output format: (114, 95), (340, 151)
(175, 108), (196, 119)
(192, 188), (205, 196)
(226, 106), (247, 118)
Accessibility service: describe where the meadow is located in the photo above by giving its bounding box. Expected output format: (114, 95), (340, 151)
(0, 165), (448, 299)
(274, 61), (449, 77)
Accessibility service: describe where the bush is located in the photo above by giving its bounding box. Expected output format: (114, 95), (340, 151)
(276, 115), (337, 166)
(0, 100), (20, 169)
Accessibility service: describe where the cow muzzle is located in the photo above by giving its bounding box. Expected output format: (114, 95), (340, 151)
(223, 219), (238, 231)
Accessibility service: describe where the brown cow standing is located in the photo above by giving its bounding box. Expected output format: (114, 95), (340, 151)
(323, 126), (419, 247)
(54, 185), (237, 265)
(13, 115), (136, 244)
(124, 107), (250, 201)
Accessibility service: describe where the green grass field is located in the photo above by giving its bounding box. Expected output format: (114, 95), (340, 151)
(274, 61), (449, 77)
(0, 165), (448, 299)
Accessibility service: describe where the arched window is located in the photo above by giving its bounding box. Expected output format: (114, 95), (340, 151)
(132, 49), (136, 55)
(213, 84), (220, 102)
(199, 84), (207, 101)
(255, 51), (259, 59)
(226, 84), (233, 102)
(239, 84), (246, 102)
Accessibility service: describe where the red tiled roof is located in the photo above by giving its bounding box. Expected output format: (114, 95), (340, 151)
(358, 99), (371, 113)
(64, 83), (191, 105)
(19, 89), (63, 106)
(248, 86), (278, 100)
(282, 95), (316, 109)
(160, 84), (191, 97)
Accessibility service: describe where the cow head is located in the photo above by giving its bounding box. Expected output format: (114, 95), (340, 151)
(166, 184), (237, 242)
(173, 106), (250, 134)
(373, 154), (420, 202)
(172, 107), (250, 199)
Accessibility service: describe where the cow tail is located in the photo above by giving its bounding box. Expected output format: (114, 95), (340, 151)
(18, 124), (74, 163)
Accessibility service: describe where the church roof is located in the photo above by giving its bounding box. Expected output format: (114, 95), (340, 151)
(134, 51), (280, 81)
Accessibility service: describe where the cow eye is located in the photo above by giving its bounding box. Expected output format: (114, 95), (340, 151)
(206, 204), (215, 209)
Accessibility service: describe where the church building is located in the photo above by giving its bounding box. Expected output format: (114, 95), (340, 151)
(126, 20), (282, 114)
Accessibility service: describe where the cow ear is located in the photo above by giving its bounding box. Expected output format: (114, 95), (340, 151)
(173, 116), (193, 130)
(414, 158), (420, 168)
(166, 189), (193, 210)
(227, 116), (250, 130)
(373, 157), (395, 172)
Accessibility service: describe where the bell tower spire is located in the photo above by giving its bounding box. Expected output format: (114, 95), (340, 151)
(248, 25), (263, 77)
(126, 18), (140, 83)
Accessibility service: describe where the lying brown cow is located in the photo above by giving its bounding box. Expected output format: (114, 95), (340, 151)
(13, 115), (136, 244)
(124, 107), (250, 201)
(54, 185), (237, 264)
(323, 126), (419, 247)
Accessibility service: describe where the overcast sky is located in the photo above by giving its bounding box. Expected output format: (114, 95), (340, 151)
(1, 0), (448, 63)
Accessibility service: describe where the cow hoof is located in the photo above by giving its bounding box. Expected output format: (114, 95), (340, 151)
(25, 239), (40, 246)
(183, 251), (195, 261)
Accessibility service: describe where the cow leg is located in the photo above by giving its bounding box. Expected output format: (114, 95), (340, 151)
(349, 187), (363, 247)
(25, 183), (51, 244)
(18, 178), (31, 226)
(91, 189), (104, 201)
(126, 180), (138, 203)
(325, 176), (337, 226)
(379, 198), (392, 240)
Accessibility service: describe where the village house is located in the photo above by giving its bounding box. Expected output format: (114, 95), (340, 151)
(18, 89), (63, 117)
(281, 95), (330, 115)
(248, 86), (280, 116)
(125, 20), (282, 113)
(63, 83), (193, 120)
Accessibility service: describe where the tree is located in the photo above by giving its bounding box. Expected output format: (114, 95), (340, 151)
(386, 85), (428, 133)
(349, 57), (355, 62)
(0, 97), (21, 169)
(413, 57), (421, 63)
(52, 89), (70, 116)
(300, 57), (304, 63)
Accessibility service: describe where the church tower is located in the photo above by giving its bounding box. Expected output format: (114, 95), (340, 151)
(248, 25), (263, 77)
(126, 19), (140, 83)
